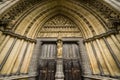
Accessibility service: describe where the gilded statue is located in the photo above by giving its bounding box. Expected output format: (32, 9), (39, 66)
(57, 39), (63, 58)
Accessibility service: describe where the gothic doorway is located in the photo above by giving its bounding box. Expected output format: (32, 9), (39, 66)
(37, 38), (83, 80)
(27, 15), (90, 80)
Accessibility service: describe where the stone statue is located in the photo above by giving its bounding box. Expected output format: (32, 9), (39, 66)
(57, 39), (63, 58)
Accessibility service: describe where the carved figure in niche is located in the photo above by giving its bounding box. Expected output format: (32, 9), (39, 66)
(57, 39), (63, 58)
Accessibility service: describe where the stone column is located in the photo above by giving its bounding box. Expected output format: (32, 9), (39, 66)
(55, 58), (64, 80)
(29, 39), (43, 75)
(78, 40), (92, 75)
(78, 39), (92, 80)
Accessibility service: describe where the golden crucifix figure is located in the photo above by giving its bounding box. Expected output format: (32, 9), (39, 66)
(57, 37), (63, 58)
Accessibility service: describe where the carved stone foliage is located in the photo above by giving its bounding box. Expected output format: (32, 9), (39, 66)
(91, 0), (120, 31)
(79, 0), (119, 19)
(0, 0), (43, 30)
(38, 15), (82, 37)
(1, 0), (119, 32)
(108, 18), (120, 31)
(0, 18), (10, 28)
(73, 0), (120, 30)
(44, 15), (76, 27)
(3, 30), (36, 43)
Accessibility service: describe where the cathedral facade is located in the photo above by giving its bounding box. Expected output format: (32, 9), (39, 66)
(0, 0), (120, 80)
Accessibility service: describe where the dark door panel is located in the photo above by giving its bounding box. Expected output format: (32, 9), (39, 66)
(37, 41), (82, 80)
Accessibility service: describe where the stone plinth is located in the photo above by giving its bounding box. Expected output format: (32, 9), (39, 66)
(55, 58), (64, 80)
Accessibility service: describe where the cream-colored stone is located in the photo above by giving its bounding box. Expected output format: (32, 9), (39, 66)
(12, 41), (27, 74)
(107, 37), (120, 62)
(0, 35), (10, 54)
(6, 40), (24, 74)
(115, 34), (120, 42)
(0, 31), (2, 37)
(96, 39), (114, 76)
(20, 43), (35, 73)
(0, 39), (21, 75)
(20, 43), (32, 73)
(111, 35), (120, 50)
(0, 36), (14, 65)
(85, 42), (100, 74)
(15, 1), (58, 35)
(99, 39), (120, 76)
(0, 35), (5, 46)
(93, 41), (109, 75)
(24, 43), (35, 73)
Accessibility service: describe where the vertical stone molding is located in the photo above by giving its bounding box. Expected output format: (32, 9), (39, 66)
(20, 43), (35, 74)
(12, 41), (28, 75)
(29, 39), (43, 75)
(78, 40), (92, 75)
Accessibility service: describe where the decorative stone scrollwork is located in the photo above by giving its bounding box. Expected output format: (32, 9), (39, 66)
(73, 0), (120, 30)
(0, 0), (43, 30)
(84, 29), (118, 43)
(0, 17), (16, 31)
(0, 18), (12, 30)
(84, 0), (120, 19)
(3, 30), (36, 43)
(0, 18), (9, 27)
(44, 15), (76, 27)
(108, 17), (120, 31)
(39, 15), (82, 37)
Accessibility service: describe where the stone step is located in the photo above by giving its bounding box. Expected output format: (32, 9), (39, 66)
(83, 75), (120, 80)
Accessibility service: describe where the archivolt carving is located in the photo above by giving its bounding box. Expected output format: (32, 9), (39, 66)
(72, 0), (120, 30)
(0, 0), (44, 30)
